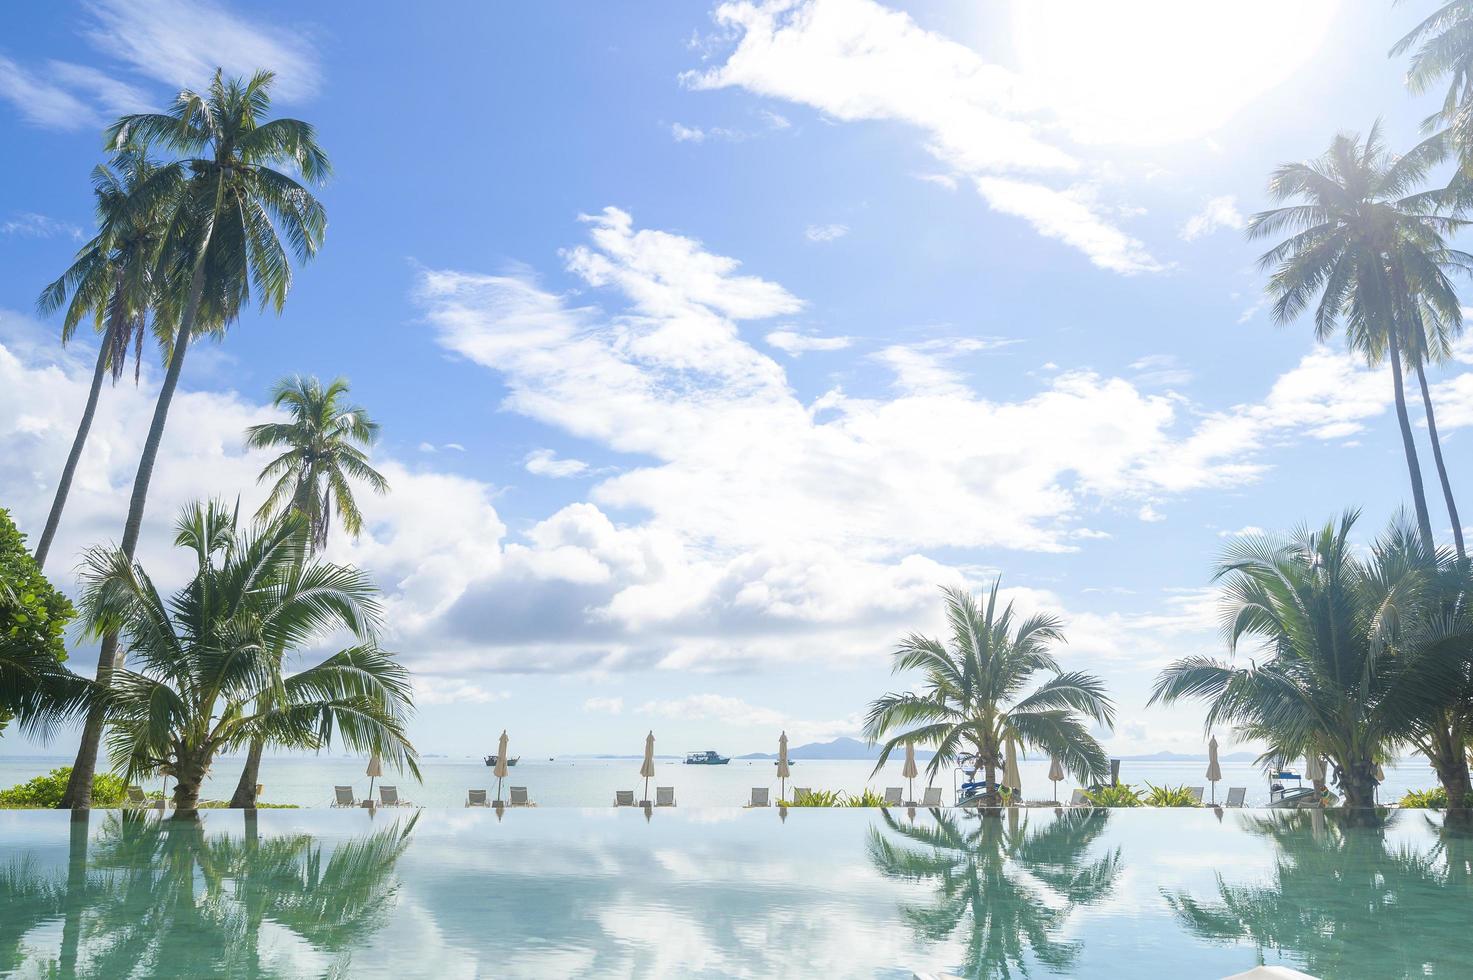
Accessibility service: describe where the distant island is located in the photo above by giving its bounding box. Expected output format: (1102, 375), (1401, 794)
(736, 736), (935, 762)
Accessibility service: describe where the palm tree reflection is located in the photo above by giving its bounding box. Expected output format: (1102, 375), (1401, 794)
(1165, 811), (1473, 977)
(867, 808), (1122, 978)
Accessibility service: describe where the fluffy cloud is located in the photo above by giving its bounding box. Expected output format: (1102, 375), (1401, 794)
(525, 448), (590, 478)
(635, 694), (861, 743)
(1, 212), (83, 240)
(684, 0), (1161, 273)
(803, 222), (849, 242)
(413, 677), (509, 705)
(1179, 195), (1246, 241)
(764, 330), (853, 355)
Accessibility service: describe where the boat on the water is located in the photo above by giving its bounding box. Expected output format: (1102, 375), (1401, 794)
(484, 755), (519, 767)
(684, 750), (730, 765)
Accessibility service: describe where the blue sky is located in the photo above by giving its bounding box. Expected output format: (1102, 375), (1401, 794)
(3, 0), (1471, 760)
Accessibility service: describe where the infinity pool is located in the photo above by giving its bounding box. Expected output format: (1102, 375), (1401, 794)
(0, 807), (1466, 978)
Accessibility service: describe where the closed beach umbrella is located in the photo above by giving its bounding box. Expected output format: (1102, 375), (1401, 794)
(776, 731), (790, 801)
(494, 731), (510, 802)
(1047, 755), (1064, 803)
(1004, 739), (1022, 802)
(1304, 753), (1325, 785)
(1206, 736), (1222, 804)
(367, 753), (382, 804)
(1373, 761), (1385, 804)
(901, 741), (919, 804)
(640, 731), (656, 804)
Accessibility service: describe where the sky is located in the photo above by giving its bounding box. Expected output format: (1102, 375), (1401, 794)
(3, 0), (1472, 762)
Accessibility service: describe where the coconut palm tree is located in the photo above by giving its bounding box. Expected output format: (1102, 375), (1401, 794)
(1150, 512), (1467, 809)
(1393, 1), (1473, 194)
(74, 500), (416, 813)
(864, 583), (1114, 807)
(61, 69), (330, 808)
(1246, 124), (1470, 550)
(32, 153), (176, 571)
(248, 375), (389, 553)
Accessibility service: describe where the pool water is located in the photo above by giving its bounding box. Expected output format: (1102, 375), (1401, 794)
(0, 807), (1467, 978)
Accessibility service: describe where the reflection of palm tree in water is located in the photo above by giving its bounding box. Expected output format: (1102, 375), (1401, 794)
(1165, 811), (1473, 977)
(0, 811), (417, 978)
(867, 808), (1122, 978)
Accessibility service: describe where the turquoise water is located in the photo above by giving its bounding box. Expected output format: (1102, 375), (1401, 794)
(0, 807), (1466, 978)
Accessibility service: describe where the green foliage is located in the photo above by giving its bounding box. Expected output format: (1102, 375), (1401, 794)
(1083, 783), (1143, 807)
(1398, 786), (1473, 809)
(0, 508), (81, 734)
(781, 788), (844, 807)
(0, 766), (126, 808)
(844, 788), (888, 807)
(1142, 782), (1200, 807)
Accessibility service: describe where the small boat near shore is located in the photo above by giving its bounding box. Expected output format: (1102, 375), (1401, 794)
(684, 750), (730, 765)
(484, 755), (519, 767)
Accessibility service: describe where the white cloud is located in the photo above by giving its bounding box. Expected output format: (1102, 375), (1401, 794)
(1217, 525), (1265, 538)
(1, 212), (84, 240)
(764, 330), (852, 355)
(1129, 353), (1193, 388)
(913, 173), (958, 191)
(804, 222), (849, 242)
(684, 0), (1162, 274)
(635, 694), (861, 744)
(0, 56), (127, 130)
(413, 677), (509, 705)
(1137, 504), (1165, 522)
(525, 448), (590, 478)
(1179, 195), (1246, 241)
(583, 696), (625, 714)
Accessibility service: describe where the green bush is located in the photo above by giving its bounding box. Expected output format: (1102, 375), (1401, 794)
(1143, 782), (1200, 807)
(844, 788), (888, 807)
(1398, 786), (1473, 809)
(0, 508), (76, 734)
(0, 766), (126, 808)
(1083, 783), (1143, 807)
(781, 788), (844, 807)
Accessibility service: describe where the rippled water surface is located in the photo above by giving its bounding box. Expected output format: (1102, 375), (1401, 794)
(0, 807), (1467, 978)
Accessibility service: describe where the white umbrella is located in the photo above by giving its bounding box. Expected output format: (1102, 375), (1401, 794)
(901, 741), (919, 804)
(1206, 736), (1222, 804)
(1047, 755), (1064, 803)
(1373, 761), (1385, 804)
(494, 731), (510, 802)
(776, 731), (791, 802)
(366, 753), (383, 805)
(1219, 967), (1318, 980)
(1304, 753), (1325, 785)
(1003, 739), (1022, 803)
(640, 731), (656, 804)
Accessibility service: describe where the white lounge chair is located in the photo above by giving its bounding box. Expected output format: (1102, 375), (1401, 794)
(509, 786), (531, 806)
(331, 786), (356, 808)
(792, 787), (812, 804)
(1069, 789), (1089, 806)
(125, 786), (147, 809)
(614, 790), (635, 807)
(1225, 786), (1247, 808)
(466, 789), (489, 807)
(921, 787), (944, 807)
(379, 785), (408, 807)
(884, 787), (903, 806)
(1186, 786), (1204, 804)
(655, 786), (675, 807)
(748, 787), (770, 807)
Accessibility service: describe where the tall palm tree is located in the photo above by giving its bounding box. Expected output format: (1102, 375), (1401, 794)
(1247, 124), (1469, 550)
(1393, 1), (1473, 194)
(248, 375), (389, 553)
(75, 500), (416, 812)
(32, 152), (174, 571)
(1150, 512), (1462, 809)
(864, 583), (1115, 807)
(61, 69), (330, 808)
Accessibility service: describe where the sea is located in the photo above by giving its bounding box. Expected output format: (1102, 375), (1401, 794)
(0, 752), (1444, 808)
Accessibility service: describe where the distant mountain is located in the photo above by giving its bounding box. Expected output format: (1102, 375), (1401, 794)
(1116, 751), (1258, 762)
(738, 736), (934, 761)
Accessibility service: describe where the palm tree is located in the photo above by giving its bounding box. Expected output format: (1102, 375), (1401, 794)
(74, 500), (416, 812)
(248, 375), (389, 552)
(1150, 512), (1465, 809)
(1246, 124), (1470, 550)
(61, 69), (330, 808)
(864, 583), (1115, 807)
(32, 153), (175, 571)
(1393, 1), (1473, 194)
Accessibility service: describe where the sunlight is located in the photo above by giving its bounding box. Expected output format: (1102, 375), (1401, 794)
(1011, 0), (1339, 146)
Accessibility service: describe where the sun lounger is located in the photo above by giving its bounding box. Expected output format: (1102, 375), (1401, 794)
(921, 787), (944, 806)
(1069, 789), (1089, 806)
(125, 785), (147, 809)
(331, 786), (356, 808)
(509, 786), (531, 806)
(884, 787), (903, 806)
(379, 785), (408, 807)
(1187, 786), (1204, 804)
(466, 789), (489, 807)
(655, 786), (675, 807)
(614, 790), (635, 807)
(748, 787), (770, 807)
(1225, 786), (1247, 807)
(792, 787), (812, 803)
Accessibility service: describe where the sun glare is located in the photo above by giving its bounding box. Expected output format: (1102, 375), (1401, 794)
(1011, 0), (1339, 146)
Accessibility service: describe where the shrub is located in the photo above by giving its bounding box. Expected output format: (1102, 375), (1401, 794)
(1143, 782), (1200, 807)
(781, 788), (844, 807)
(1083, 783), (1143, 807)
(844, 788), (888, 807)
(0, 508), (76, 734)
(1398, 786), (1473, 809)
(0, 766), (126, 808)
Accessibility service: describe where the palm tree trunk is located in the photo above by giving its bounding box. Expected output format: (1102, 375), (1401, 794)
(58, 809), (89, 980)
(1339, 759), (1377, 809)
(59, 265), (205, 810)
(1387, 331), (1436, 550)
(32, 339), (110, 571)
(229, 738), (264, 808)
(1415, 361), (1465, 558)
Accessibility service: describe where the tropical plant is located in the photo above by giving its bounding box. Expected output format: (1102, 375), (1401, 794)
(1394, 1), (1473, 197)
(780, 788), (844, 807)
(1397, 786), (1473, 808)
(248, 375), (389, 552)
(32, 153), (174, 571)
(1247, 124), (1472, 550)
(1150, 512), (1471, 809)
(867, 807), (1122, 977)
(864, 583), (1114, 807)
(62, 69), (330, 808)
(844, 788), (888, 807)
(74, 499), (416, 812)
(0, 508), (90, 736)
(1083, 783), (1143, 807)
(0, 767), (127, 808)
(1142, 782), (1199, 807)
